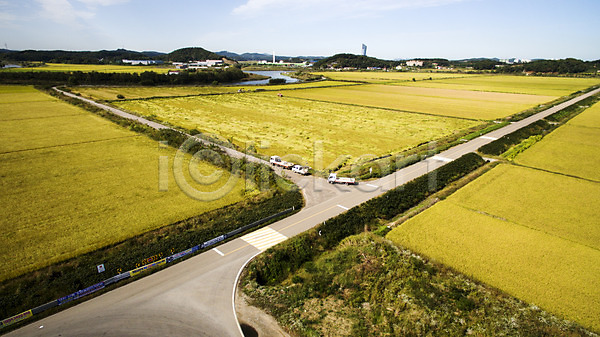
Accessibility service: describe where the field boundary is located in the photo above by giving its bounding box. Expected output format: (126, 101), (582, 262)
(0, 134), (140, 155)
(282, 94), (481, 121)
(98, 81), (362, 103)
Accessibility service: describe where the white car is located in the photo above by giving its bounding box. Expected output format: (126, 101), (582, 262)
(292, 165), (310, 175)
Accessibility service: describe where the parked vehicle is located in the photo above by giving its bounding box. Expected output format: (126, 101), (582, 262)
(327, 173), (357, 185)
(292, 165), (310, 175)
(270, 155), (294, 169)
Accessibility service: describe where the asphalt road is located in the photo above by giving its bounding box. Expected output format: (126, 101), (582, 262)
(9, 87), (599, 336)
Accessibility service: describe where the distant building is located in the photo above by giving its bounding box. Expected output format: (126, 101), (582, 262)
(122, 59), (163, 65)
(173, 60), (223, 69)
(406, 60), (423, 67)
(362, 44), (367, 56)
(500, 58), (532, 64)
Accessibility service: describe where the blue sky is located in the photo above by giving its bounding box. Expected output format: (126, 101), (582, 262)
(1, 0), (598, 60)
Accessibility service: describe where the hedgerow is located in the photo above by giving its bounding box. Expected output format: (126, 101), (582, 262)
(478, 120), (552, 156)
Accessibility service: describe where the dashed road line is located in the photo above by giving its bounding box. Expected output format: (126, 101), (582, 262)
(241, 227), (287, 252)
(431, 155), (453, 163)
(212, 248), (224, 256)
(480, 136), (498, 140)
(337, 204), (349, 210)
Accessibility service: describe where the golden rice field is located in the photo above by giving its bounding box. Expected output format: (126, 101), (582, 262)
(387, 164), (600, 332)
(72, 80), (354, 101)
(388, 108), (600, 337)
(1, 63), (172, 74)
(397, 75), (600, 96)
(113, 93), (479, 166)
(284, 84), (555, 120)
(313, 71), (475, 83)
(0, 85), (249, 281)
(515, 101), (600, 181)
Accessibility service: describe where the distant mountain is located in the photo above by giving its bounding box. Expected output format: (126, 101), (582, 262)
(141, 51), (167, 58)
(217, 51), (270, 61)
(453, 57), (499, 62)
(217, 51), (324, 62)
(0, 48), (153, 64)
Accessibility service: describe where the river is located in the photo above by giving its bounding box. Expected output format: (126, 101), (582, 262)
(231, 70), (300, 85)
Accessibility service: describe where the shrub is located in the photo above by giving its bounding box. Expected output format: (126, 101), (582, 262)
(478, 120), (551, 156)
(268, 78), (286, 85)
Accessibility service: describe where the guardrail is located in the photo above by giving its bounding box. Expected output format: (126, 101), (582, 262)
(0, 207), (294, 330)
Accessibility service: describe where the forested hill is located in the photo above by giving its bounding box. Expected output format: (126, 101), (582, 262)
(0, 49), (160, 64)
(167, 47), (227, 62)
(313, 53), (397, 69)
(0, 47), (231, 64)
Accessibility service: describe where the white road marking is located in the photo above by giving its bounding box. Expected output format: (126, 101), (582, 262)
(212, 248), (224, 256)
(431, 155), (453, 163)
(337, 204), (349, 210)
(241, 227), (287, 252)
(480, 136), (498, 140)
(366, 183), (378, 188)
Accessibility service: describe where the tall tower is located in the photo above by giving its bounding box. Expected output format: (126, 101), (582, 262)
(273, 51), (275, 63)
(361, 44), (367, 56)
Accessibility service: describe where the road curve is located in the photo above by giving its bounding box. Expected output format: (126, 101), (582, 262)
(9, 87), (600, 336)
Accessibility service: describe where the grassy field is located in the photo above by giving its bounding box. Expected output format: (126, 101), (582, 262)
(0, 85), (249, 281)
(388, 163), (600, 331)
(113, 93), (479, 166)
(515, 102), (600, 181)
(71, 80), (354, 101)
(1, 63), (172, 74)
(397, 75), (600, 96)
(284, 84), (555, 120)
(313, 71), (476, 83)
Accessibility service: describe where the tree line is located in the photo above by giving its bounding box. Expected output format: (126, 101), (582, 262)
(0, 67), (247, 86)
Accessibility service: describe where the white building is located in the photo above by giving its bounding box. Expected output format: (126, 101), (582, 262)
(405, 60), (424, 67)
(122, 59), (162, 65)
(173, 60), (224, 69)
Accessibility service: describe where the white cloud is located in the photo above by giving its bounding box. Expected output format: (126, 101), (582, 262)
(35, 0), (129, 25)
(233, 0), (467, 16)
(36, 0), (93, 24)
(75, 0), (130, 6)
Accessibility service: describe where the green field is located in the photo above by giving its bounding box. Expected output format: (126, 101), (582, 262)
(72, 80), (354, 101)
(397, 75), (600, 96)
(313, 71), (475, 83)
(284, 84), (555, 120)
(1, 63), (172, 74)
(113, 92), (479, 166)
(0, 86), (249, 281)
(515, 102), (600, 181)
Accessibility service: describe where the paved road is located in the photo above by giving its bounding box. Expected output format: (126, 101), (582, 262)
(9, 88), (599, 336)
